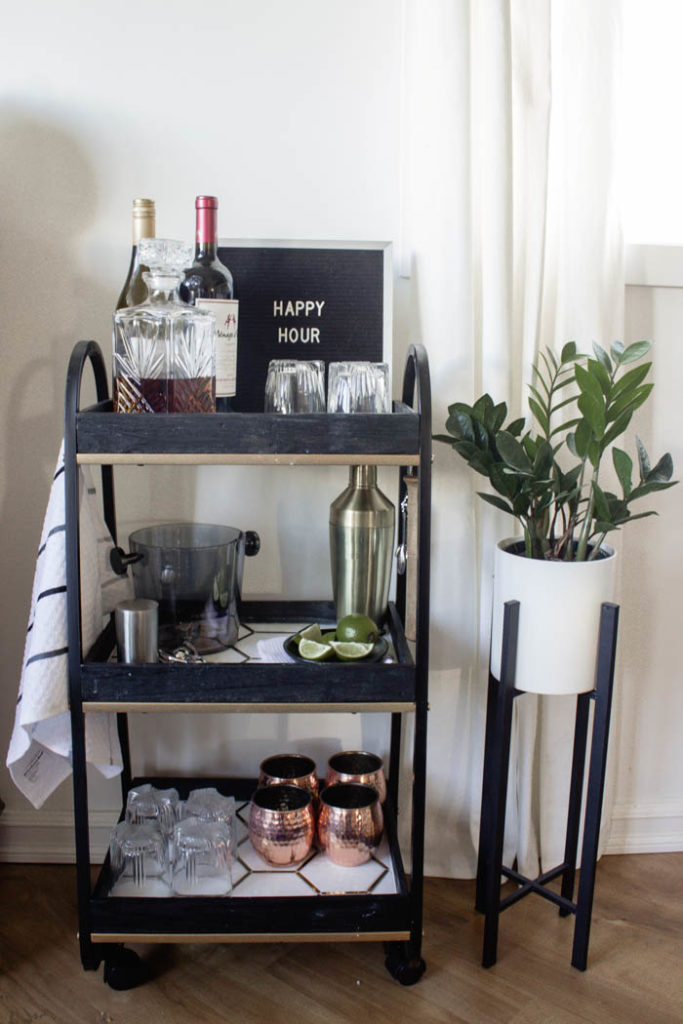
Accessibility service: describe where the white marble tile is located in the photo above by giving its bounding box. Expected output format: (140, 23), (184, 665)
(369, 863), (399, 894)
(231, 858), (249, 886)
(233, 871), (316, 898)
(299, 852), (386, 895)
(231, 632), (266, 659)
(203, 647), (248, 664)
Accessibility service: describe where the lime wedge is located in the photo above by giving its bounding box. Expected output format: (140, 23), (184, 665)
(293, 623), (323, 647)
(321, 631), (337, 644)
(299, 639), (334, 661)
(329, 640), (374, 661)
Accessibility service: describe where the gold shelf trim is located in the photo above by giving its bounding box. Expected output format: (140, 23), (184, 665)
(77, 452), (420, 467)
(91, 930), (410, 945)
(83, 701), (416, 714)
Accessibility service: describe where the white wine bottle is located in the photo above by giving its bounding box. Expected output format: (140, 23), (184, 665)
(116, 198), (156, 310)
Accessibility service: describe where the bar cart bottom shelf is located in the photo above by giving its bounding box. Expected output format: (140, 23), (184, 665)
(87, 778), (425, 988)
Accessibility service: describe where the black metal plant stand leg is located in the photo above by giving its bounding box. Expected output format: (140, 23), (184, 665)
(475, 600), (619, 971)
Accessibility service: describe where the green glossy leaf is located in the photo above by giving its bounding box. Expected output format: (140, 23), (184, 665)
(646, 452), (675, 483)
(605, 383), (654, 424)
(550, 416), (581, 438)
(533, 440), (554, 476)
(561, 341), (579, 362)
(578, 393), (606, 438)
(592, 342), (613, 374)
(588, 440), (601, 468)
(491, 402), (508, 433)
(621, 340), (652, 364)
(447, 401), (475, 417)
(478, 492), (515, 516)
(489, 462), (517, 498)
(508, 417), (526, 437)
(611, 340), (625, 363)
(531, 362), (551, 396)
(628, 480), (678, 500)
(592, 482), (612, 522)
(472, 393), (494, 424)
(528, 397), (549, 434)
(445, 410), (475, 442)
(611, 362), (651, 401)
(433, 434), (458, 446)
(601, 410), (633, 451)
(566, 432), (578, 457)
(574, 420), (592, 459)
(497, 431), (534, 473)
(587, 358), (612, 396)
(575, 364), (604, 405)
(635, 435), (651, 480)
(612, 447), (633, 497)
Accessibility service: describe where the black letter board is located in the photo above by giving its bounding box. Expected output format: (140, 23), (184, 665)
(217, 240), (392, 412)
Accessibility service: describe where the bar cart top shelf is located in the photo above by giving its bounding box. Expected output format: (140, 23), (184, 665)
(75, 401), (421, 466)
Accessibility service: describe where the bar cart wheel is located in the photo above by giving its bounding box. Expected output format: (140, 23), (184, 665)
(384, 942), (426, 985)
(103, 945), (145, 990)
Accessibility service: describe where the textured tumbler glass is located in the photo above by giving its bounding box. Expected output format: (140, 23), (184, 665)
(171, 817), (232, 895)
(327, 362), (390, 413)
(264, 360), (325, 413)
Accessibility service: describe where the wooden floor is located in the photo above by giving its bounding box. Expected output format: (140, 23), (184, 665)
(0, 854), (681, 1023)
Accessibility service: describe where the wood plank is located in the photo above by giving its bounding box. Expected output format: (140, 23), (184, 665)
(0, 858), (681, 1023)
(91, 930), (410, 944)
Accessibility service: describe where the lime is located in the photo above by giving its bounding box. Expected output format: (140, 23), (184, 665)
(298, 639), (334, 661)
(293, 623), (323, 647)
(336, 613), (379, 645)
(321, 631), (337, 644)
(329, 640), (374, 661)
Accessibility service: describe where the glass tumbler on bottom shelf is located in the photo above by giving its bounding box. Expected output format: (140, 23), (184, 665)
(113, 238), (216, 413)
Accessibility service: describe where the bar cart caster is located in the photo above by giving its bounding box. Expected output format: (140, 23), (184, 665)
(384, 942), (426, 985)
(102, 945), (145, 990)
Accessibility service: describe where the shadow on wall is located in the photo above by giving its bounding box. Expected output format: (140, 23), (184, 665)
(0, 109), (110, 785)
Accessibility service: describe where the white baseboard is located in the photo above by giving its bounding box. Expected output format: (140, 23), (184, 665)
(0, 808), (117, 864)
(605, 801), (683, 855)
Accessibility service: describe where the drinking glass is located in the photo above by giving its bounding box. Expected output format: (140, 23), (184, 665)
(109, 821), (169, 895)
(264, 359), (325, 413)
(171, 817), (232, 895)
(327, 362), (390, 413)
(125, 784), (179, 836)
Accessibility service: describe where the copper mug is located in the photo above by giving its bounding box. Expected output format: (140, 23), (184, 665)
(317, 783), (384, 867)
(258, 754), (319, 802)
(249, 784), (315, 867)
(325, 751), (386, 804)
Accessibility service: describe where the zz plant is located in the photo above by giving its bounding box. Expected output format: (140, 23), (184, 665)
(435, 341), (676, 560)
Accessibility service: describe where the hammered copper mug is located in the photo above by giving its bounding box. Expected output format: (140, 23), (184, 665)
(317, 783), (384, 866)
(249, 784), (315, 867)
(325, 751), (386, 804)
(258, 753), (318, 802)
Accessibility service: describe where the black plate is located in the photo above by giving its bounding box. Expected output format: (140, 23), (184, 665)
(284, 633), (389, 664)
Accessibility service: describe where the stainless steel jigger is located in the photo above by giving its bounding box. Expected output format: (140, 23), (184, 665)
(115, 598), (159, 664)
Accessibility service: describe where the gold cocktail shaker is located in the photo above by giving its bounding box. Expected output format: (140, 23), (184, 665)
(329, 465), (395, 624)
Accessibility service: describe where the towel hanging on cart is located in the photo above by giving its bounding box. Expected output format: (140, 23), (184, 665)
(6, 441), (133, 809)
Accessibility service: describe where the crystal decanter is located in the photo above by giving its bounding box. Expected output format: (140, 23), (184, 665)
(113, 238), (216, 413)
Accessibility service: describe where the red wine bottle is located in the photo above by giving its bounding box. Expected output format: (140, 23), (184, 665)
(179, 196), (236, 411)
(116, 198), (155, 309)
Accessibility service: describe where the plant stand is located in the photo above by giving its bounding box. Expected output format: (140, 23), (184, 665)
(475, 599), (619, 970)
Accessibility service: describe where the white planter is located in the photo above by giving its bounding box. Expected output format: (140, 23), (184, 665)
(490, 538), (617, 695)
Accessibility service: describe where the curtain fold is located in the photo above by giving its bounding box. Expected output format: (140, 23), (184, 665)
(400, 0), (623, 877)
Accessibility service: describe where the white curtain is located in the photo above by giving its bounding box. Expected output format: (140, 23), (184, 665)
(399, 0), (623, 877)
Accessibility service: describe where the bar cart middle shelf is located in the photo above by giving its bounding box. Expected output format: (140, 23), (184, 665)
(65, 341), (431, 990)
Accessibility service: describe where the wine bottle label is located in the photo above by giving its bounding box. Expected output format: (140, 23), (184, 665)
(196, 298), (239, 398)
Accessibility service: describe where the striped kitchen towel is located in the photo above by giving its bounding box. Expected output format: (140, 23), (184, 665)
(6, 441), (133, 808)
